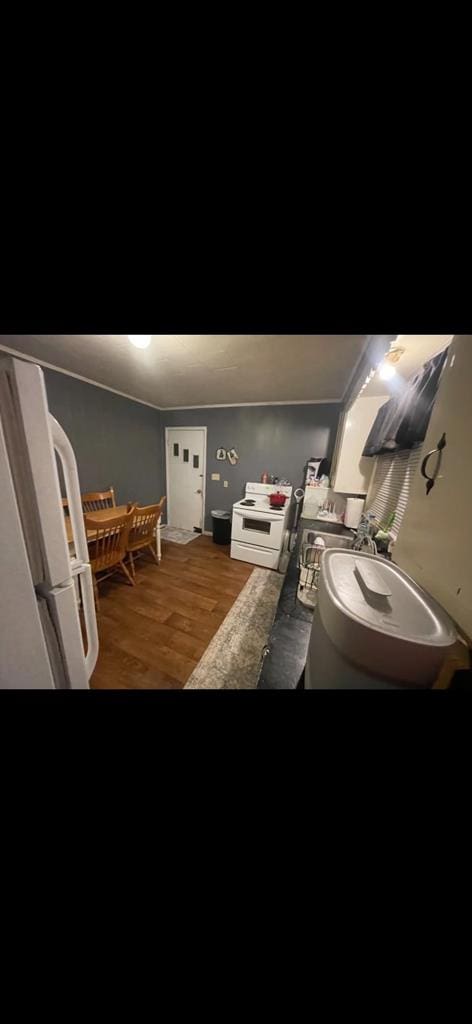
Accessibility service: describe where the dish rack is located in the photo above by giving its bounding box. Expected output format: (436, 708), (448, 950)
(297, 538), (325, 608)
(297, 528), (356, 608)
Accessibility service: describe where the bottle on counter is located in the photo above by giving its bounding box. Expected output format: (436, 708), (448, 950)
(261, 471), (269, 484)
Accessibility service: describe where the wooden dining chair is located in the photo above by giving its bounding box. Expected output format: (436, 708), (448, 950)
(85, 508), (135, 610)
(126, 497), (166, 579)
(82, 487), (116, 514)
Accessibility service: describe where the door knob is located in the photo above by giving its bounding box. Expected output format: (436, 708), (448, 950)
(196, 489), (202, 494)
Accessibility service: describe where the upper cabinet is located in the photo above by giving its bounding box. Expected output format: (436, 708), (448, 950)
(331, 395), (387, 495)
(394, 336), (472, 639)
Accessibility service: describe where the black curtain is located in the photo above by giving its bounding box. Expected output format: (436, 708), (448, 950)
(362, 348), (449, 457)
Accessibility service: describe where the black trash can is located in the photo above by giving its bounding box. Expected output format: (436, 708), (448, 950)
(211, 509), (232, 545)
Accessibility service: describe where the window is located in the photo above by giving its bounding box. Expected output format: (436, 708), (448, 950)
(367, 447), (423, 540)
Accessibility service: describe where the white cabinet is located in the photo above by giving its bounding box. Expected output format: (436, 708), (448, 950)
(331, 396), (386, 495)
(394, 336), (472, 639)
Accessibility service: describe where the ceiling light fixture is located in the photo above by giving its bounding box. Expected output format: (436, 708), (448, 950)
(128, 335), (151, 349)
(379, 361), (396, 381)
(378, 344), (406, 382)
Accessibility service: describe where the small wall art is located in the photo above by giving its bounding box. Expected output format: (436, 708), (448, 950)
(227, 448), (239, 465)
(216, 447), (226, 461)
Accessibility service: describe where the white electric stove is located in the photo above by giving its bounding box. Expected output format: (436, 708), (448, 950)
(231, 482), (293, 570)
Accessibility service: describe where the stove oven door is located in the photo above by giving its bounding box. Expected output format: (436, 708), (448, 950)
(232, 507), (284, 550)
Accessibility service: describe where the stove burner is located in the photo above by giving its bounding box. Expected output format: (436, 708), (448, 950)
(241, 499), (256, 506)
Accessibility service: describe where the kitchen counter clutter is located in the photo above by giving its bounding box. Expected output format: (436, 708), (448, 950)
(257, 518), (355, 689)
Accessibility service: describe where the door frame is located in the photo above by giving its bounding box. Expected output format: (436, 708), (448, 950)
(165, 426), (207, 532)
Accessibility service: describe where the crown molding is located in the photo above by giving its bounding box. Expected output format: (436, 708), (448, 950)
(0, 343), (162, 411)
(162, 398), (342, 410)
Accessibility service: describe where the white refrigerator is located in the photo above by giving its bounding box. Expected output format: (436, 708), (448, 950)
(0, 355), (98, 688)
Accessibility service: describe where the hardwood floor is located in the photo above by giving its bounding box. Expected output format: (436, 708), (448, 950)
(90, 536), (254, 689)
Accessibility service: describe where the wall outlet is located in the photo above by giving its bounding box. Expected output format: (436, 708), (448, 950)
(224, 480), (228, 488)
(211, 472), (220, 481)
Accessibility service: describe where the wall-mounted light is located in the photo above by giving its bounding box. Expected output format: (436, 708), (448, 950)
(128, 335), (151, 349)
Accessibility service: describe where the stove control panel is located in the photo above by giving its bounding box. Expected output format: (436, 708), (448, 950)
(246, 482), (293, 498)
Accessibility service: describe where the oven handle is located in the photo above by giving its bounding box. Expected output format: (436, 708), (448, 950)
(233, 509), (283, 523)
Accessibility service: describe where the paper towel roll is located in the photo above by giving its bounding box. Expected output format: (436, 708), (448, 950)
(345, 497), (364, 529)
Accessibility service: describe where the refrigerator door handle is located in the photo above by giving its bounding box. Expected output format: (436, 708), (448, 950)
(50, 415), (99, 679)
(50, 415), (89, 562)
(71, 562), (99, 679)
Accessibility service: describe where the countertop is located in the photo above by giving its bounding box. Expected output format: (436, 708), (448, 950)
(257, 517), (355, 689)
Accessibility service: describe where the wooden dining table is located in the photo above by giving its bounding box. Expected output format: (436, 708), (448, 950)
(64, 505), (162, 562)
(64, 505), (129, 544)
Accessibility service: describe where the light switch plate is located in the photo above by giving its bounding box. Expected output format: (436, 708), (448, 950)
(224, 480), (228, 487)
(211, 473), (220, 481)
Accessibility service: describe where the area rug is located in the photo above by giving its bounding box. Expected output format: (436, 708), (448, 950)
(160, 526), (200, 545)
(185, 567), (283, 689)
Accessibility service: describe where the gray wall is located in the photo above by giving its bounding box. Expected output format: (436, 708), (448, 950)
(43, 370), (340, 530)
(44, 369), (163, 506)
(162, 404), (341, 531)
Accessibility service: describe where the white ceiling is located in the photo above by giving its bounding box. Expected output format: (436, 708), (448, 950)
(0, 335), (368, 408)
(363, 335), (453, 398)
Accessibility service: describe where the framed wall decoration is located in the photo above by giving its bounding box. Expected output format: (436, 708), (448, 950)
(227, 448), (239, 465)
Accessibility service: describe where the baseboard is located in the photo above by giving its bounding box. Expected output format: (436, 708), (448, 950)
(203, 530), (213, 536)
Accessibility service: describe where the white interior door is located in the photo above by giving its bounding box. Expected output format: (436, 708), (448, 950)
(166, 427), (206, 532)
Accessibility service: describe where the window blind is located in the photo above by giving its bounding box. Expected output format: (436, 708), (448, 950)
(366, 447), (423, 540)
